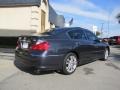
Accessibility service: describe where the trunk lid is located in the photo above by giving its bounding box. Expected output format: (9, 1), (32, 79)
(17, 35), (51, 50)
(18, 36), (38, 50)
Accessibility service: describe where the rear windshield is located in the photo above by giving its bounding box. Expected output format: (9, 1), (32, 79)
(41, 28), (65, 35)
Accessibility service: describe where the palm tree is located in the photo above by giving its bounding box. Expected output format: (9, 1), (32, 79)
(116, 13), (120, 23)
(96, 31), (101, 36)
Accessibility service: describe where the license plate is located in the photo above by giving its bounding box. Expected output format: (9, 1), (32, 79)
(22, 42), (28, 49)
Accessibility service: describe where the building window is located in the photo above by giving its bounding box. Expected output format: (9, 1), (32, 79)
(41, 10), (46, 32)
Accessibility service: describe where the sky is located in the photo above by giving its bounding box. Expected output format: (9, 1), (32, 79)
(49, 0), (120, 38)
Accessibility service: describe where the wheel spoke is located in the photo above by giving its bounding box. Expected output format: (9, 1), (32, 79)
(105, 50), (108, 59)
(65, 55), (77, 73)
(66, 59), (70, 65)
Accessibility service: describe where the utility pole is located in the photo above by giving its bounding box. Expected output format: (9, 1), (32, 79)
(107, 15), (110, 38)
(107, 8), (111, 38)
(101, 23), (104, 38)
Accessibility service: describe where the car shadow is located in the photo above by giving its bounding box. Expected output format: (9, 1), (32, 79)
(14, 60), (56, 75)
(14, 59), (97, 76)
(78, 59), (96, 75)
(105, 62), (120, 71)
(113, 45), (120, 50)
(111, 54), (120, 61)
(113, 45), (120, 48)
(111, 45), (120, 50)
(109, 45), (120, 62)
(83, 67), (95, 75)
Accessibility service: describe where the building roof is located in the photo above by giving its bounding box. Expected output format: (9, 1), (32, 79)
(49, 5), (65, 27)
(0, 0), (41, 7)
(49, 5), (57, 25)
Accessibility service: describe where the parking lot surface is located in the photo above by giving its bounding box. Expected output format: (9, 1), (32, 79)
(0, 46), (120, 90)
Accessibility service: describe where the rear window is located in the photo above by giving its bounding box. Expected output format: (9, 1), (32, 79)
(41, 28), (65, 35)
(68, 30), (86, 40)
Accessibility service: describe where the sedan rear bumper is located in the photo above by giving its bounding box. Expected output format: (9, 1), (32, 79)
(15, 53), (65, 71)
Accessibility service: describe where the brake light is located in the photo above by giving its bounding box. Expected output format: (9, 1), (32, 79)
(31, 41), (50, 51)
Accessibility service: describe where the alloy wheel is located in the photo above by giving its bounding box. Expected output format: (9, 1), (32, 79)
(105, 49), (109, 60)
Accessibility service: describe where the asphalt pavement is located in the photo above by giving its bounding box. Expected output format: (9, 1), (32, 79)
(0, 46), (120, 90)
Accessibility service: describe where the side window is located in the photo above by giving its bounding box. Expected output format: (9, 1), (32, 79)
(68, 30), (86, 40)
(85, 31), (97, 41)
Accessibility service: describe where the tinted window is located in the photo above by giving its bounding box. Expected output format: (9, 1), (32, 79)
(41, 28), (66, 35)
(85, 31), (97, 41)
(68, 30), (86, 40)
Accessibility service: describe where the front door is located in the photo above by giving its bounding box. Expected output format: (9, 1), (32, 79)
(41, 10), (46, 33)
(84, 30), (101, 60)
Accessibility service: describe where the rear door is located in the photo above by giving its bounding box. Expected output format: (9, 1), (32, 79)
(68, 29), (93, 64)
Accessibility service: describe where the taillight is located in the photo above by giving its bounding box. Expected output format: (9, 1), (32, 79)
(31, 41), (50, 51)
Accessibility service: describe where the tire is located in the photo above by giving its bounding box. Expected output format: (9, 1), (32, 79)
(61, 53), (78, 75)
(101, 48), (109, 61)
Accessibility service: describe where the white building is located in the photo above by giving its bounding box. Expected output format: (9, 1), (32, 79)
(0, 0), (65, 37)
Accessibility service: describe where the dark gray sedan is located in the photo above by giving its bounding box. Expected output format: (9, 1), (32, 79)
(15, 27), (110, 75)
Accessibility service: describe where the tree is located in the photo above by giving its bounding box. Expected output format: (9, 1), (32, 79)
(116, 13), (120, 23)
(96, 31), (101, 36)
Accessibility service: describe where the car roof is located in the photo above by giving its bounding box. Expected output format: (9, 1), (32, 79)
(54, 27), (90, 32)
(32, 27), (91, 37)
